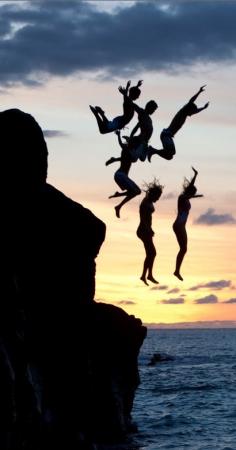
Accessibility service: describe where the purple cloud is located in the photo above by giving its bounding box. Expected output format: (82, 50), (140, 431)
(189, 280), (232, 291)
(167, 288), (180, 294)
(117, 300), (136, 305)
(150, 285), (169, 291)
(161, 297), (185, 304)
(43, 129), (68, 138)
(195, 208), (236, 225)
(194, 294), (218, 304)
(223, 298), (236, 304)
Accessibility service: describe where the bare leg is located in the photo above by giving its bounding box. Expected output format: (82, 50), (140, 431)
(148, 146), (174, 162)
(108, 191), (127, 199)
(114, 192), (138, 218)
(89, 105), (110, 134)
(140, 237), (158, 284)
(173, 227), (187, 281)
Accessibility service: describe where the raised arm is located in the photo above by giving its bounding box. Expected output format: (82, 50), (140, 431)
(189, 85), (206, 104)
(118, 80), (131, 97)
(195, 101), (209, 114)
(189, 166), (198, 187)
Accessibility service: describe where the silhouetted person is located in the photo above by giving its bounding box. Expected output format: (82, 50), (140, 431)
(89, 80), (142, 134)
(148, 86), (209, 161)
(124, 98), (158, 162)
(136, 180), (163, 285)
(173, 167), (203, 281)
(106, 131), (141, 218)
(1, 108), (106, 447)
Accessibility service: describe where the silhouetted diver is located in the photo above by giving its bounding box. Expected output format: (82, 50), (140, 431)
(89, 80), (142, 134)
(106, 130), (141, 218)
(124, 98), (158, 162)
(148, 85), (209, 161)
(136, 179), (163, 285)
(173, 167), (203, 281)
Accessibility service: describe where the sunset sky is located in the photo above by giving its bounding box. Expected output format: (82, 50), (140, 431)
(1, 0), (236, 325)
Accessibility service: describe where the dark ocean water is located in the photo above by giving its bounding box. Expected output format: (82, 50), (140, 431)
(100, 328), (236, 450)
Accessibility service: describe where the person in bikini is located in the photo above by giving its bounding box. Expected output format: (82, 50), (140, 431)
(148, 85), (209, 161)
(106, 131), (141, 218)
(173, 167), (203, 281)
(136, 179), (163, 286)
(89, 80), (142, 134)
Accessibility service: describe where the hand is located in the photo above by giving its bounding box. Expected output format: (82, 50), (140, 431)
(126, 80), (131, 88)
(192, 166), (198, 175)
(118, 86), (126, 95)
(199, 85), (206, 92)
(204, 102), (209, 109)
(105, 157), (116, 166)
(137, 80), (143, 87)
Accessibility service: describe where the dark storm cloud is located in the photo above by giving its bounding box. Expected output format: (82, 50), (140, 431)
(161, 297), (185, 304)
(43, 129), (68, 138)
(194, 294), (218, 304)
(0, 1), (236, 86)
(195, 209), (236, 225)
(189, 280), (232, 291)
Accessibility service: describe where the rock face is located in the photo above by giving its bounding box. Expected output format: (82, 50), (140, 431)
(0, 108), (146, 449)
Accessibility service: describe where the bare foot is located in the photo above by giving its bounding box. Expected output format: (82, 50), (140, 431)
(140, 276), (149, 286)
(174, 271), (183, 281)
(109, 191), (120, 199)
(115, 205), (120, 218)
(147, 150), (154, 162)
(147, 275), (159, 284)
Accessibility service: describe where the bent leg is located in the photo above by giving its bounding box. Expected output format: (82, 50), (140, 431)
(89, 105), (111, 134)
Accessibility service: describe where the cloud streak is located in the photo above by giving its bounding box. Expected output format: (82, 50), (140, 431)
(117, 300), (136, 305)
(43, 129), (68, 138)
(195, 208), (236, 225)
(189, 280), (232, 291)
(194, 294), (218, 304)
(223, 298), (236, 304)
(0, 1), (236, 86)
(161, 297), (185, 304)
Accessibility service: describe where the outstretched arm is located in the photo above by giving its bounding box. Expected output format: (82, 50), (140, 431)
(192, 194), (204, 198)
(189, 166), (198, 187)
(189, 85), (206, 104)
(105, 156), (121, 166)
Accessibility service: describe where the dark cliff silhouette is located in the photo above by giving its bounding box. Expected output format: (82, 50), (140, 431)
(0, 108), (146, 449)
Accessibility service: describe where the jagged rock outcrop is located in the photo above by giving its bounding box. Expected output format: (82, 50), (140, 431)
(0, 108), (146, 449)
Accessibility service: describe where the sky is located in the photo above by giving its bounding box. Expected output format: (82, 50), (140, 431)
(1, 0), (236, 325)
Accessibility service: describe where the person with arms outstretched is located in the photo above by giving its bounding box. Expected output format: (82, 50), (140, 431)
(148, 86), (209, 161)
(89, 80), (142, 134)
(106, 131), (141, 218)
(173, 167), (203, 281)
(136, 179), (163, 285)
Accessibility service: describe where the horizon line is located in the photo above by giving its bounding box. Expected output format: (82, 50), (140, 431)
(144, 320), (236, 329)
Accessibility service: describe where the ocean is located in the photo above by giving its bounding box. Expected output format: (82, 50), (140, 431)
(100, 328), (236, 450)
